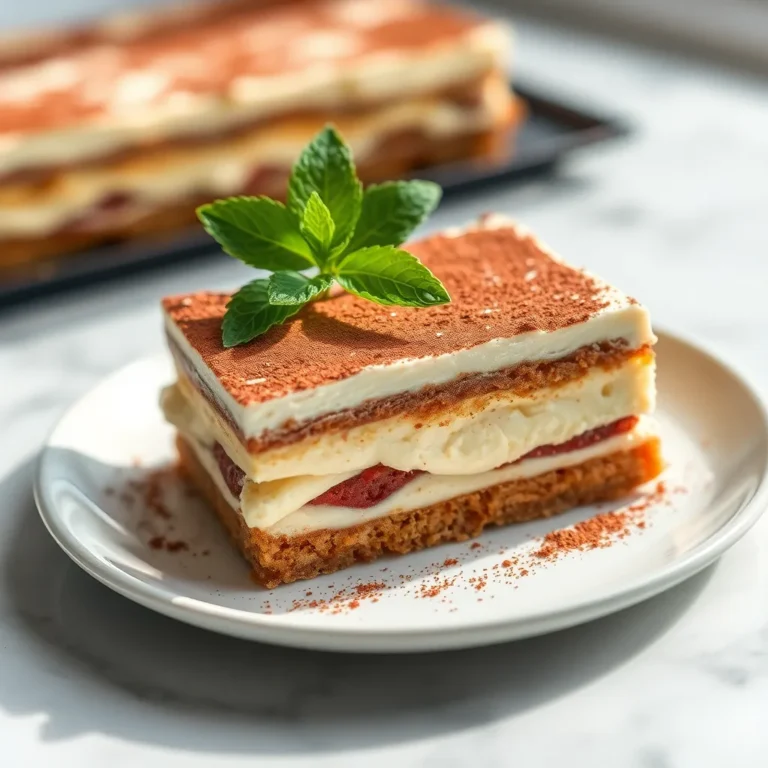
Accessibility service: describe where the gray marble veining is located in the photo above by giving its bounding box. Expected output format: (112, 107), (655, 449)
(1, 17), (768, 768)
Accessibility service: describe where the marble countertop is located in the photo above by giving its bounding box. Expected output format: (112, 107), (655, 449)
(2, 18), (768, 768)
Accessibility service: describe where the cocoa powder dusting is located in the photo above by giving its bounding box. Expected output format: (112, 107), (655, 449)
(287, 581), (388, 614)
(418, 576), (457, 599)
(164, 223), (614, 406)
(142, 467), (175, 520)
(267, 480), (679, 618)
(148, 535), (189, 552)
(114, 465), (215, 556)
(355, 582), (386, 597)
(531, 481), (675, 562)
(532, 511), (633, 560)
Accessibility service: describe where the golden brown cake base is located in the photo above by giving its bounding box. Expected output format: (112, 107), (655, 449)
(176, 434), (664, 588)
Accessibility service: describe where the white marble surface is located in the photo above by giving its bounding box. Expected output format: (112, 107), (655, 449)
(2, 18), (768, 768)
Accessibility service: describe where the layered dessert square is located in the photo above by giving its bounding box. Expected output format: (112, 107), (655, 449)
(161, 216), (663, 587)
(0, 0), (518, 270)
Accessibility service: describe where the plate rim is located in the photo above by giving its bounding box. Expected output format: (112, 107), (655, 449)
(34, 328), (768, 651)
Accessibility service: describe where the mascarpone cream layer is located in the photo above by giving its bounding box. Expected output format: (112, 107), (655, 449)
(0, 81), (508, 237)
(183, 420), (657, 533)
(162, 354), (655, 484)
(0, 22), (508, 179)
(165, 302), (655, 445)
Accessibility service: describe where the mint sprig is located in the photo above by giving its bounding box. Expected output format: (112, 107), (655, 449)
(336, 246), (450, 307)
(299, 191), (336, 265)
(221, 279), (305, 348)
(197, 125), (450, 348)
(267, 271), (333, 305)
(345, 181), (441, 253)
(288, 125), (362, 249)
(197, 196), (314, 271)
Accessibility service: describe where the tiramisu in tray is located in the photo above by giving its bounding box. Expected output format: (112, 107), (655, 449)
(0, 0), (517, 270)
(161, 208), (662, 586)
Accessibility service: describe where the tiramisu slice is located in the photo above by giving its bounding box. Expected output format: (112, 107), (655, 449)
(0, 0), (517, 270)
(161, 217), (662, 587)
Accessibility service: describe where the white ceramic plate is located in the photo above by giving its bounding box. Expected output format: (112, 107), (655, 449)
(35, 331), (768, 653)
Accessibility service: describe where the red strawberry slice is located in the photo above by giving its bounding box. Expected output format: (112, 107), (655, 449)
(211, 417), (638, 511)
(519, 416), (639, 461)
(213, 443), (245, 498)
(308, 465), (422, 509)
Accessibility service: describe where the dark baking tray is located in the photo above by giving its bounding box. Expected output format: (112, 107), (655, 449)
(0, 83), (629, 307)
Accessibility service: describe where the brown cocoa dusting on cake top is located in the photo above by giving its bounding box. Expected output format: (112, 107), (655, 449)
(164, 225), (618, 405)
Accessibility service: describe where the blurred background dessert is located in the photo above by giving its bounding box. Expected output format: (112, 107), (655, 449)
(0, 0), (520, 273)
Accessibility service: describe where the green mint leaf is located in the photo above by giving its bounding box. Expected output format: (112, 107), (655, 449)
(300, 192), (335, 264)
(221, 279), (305, 347)
(335, 245), (450, 307)
(344, 180), (442, 254)
(197, 197), (314, 271)
(287, 125), (362, 248)
(267, 271), (334, 305)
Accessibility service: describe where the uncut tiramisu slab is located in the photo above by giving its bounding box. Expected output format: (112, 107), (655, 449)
(0, 0), (516, 269)
(160, 217), (662, 587)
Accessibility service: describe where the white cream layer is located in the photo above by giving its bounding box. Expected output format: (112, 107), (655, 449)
(0, 83), (507, 237)
(166, 303), (654, 450)
(183, 420), (656, 533)
(162, 354), (655, 484)
(0, 21), (508, 180)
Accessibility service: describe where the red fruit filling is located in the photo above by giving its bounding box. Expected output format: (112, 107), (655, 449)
(307, 465), (423, 509)
(306, 416), (640, 509)
(210, 416), (640, 510)
(213, 443), (245, 498)
(520, 416), (638, 461)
